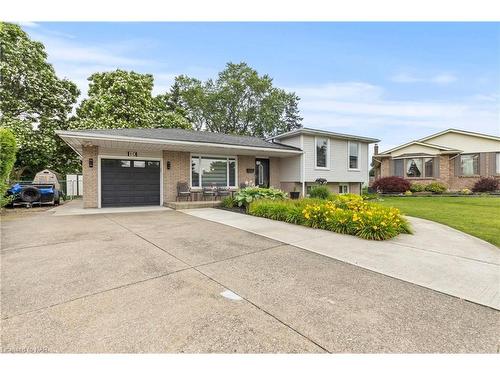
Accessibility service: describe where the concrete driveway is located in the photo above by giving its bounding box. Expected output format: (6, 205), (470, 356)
(1, 208), (499, 353)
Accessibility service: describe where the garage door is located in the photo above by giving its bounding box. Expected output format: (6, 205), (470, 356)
(101, 159), (161, 207)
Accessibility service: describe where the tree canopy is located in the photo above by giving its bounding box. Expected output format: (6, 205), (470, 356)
(72, 69), (192, 130)
(0, 22), (80, 177)
(174, 62), (302, 137)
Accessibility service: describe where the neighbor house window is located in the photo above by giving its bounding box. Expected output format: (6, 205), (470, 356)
(496, 153), (500, 174)
(424, 158), (434, 177)
(406, 158), (423, 178)
(460, 154), (479, 176)
(191, 156), (237, 188)
(348, 141), (359, 169)
(315, 137), (329, 168)
(339, 183), (349, 194)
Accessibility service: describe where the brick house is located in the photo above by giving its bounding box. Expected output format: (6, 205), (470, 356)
(371, 129), (500, 191)
(56, 127), (379, 208)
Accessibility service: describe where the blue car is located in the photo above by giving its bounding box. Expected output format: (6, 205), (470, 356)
(6, 183), (61, 207)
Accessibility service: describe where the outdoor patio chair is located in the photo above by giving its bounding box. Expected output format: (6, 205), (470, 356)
(202, 186), (216, 201)
(176, 182), (191, 201)
(216, 187), (230, 200)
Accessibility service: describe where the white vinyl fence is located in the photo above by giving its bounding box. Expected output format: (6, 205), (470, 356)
(66, 174), (83, 197)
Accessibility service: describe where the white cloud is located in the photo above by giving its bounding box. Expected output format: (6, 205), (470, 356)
(290, 81), (499, 151)
(391, 72), (457, 84)
(17, 21), (39, 28)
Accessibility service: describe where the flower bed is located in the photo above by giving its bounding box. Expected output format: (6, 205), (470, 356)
(248, 194), (411, 241)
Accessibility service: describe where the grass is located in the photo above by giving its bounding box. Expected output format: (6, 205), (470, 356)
(377, 196), (500, 247)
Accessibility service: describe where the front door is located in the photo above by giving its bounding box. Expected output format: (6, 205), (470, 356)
(255, 159), (270, 188)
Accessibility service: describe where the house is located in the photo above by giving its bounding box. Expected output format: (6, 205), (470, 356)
(56, 127), (379, 208)
(372, 128), (500, 191)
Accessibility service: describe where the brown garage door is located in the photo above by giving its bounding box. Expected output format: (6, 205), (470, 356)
(101, 159), (161, 207)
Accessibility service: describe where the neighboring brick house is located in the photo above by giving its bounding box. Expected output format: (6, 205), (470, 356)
(372, 129), (500, 191)
(56, 127), (378, 208)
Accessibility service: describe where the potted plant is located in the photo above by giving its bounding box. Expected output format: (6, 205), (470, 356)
(290, 185), (300, 200)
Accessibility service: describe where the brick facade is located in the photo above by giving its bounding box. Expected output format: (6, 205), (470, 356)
(375, 153), (500, 191)
(269, 157), (281, 188)
(162, 150), (190, 203)
(82, 145), (98, 208)
(237, 155), (256, 186)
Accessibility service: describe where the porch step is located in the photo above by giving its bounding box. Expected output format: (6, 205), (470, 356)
(165, 201), (222, 210)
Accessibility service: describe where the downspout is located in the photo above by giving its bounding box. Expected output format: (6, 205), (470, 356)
(300, 134), (305, 197)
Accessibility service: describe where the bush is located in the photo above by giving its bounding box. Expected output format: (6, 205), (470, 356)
(372, 176), (410, 193)
(424, 182), (447, 194)
(461, 188), (472, 195)
(234, 187), (287, 208)
(404, 190), (412, 196)
(249, 195), (411, 241)
(409, 183), (425, 192)
(221, 196), (237, 208)
(309, 185), (331, 199)
(472, 177), (498, 193)
(0, 128), (17, 208)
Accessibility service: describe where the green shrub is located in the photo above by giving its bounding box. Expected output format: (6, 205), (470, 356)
(425, 182), (447, 194)
(404, 190), (412, 196)
(0, 128), (17, 208)
(410, 183), (425, 192)
(234, 186), (287, 208)
(309, 185), (331, 199)
(221, 196), (237, 208)
(248, 195), (411, 241)
(461, 188), (472, 195)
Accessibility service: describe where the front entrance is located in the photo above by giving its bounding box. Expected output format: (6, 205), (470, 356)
(255, 158), (270, 188)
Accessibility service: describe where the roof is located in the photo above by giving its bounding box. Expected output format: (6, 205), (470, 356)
(268, 127), (380, 143)
(377, 128), (499, 155)
(57, 128), (301, 152)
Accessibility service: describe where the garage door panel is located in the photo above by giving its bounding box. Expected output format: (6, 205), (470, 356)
(101, 159), (161, 207)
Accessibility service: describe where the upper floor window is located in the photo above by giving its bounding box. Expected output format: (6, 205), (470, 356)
(460, 154), (479, 176)
(315, 137), (329, 168)
(348, 141), (359, 169)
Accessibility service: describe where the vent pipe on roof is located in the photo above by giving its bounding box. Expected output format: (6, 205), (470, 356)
(374, 144), (379, 155)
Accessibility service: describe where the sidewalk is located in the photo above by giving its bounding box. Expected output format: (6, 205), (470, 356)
(181, 208), (500, 310)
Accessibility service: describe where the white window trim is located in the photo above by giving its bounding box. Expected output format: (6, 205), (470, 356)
(314, 136), (330, 170)
(97, 155), (163, 209)
(347, 141), (360, 171)
(190, 154), (238, 189)
(339, 183), (349, 194)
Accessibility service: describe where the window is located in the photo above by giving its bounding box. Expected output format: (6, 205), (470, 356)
(120, 160), (131, 168)
(147, 161), (160, 168)
(133, 161), (145, 168)
(460, 154), (479, 176)
(191, 156), (237, 188)
(424, 158), (434, 177)
(315, 137), (328, 168)
(348, 141), (359, 169)
(406, 158), (423, 177)
(394, 159), (404, 177)
(496, 153), (500, 174)
(339, 183), (349, 194)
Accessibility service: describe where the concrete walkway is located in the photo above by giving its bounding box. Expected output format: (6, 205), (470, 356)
(49, 199), (171, 216)
(181, 208), (500, 310)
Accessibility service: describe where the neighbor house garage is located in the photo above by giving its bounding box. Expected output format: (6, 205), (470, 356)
(56, 128), (379, 208)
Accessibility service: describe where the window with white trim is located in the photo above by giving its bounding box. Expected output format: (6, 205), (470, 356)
(315, 137), (329, 168)
(338, 183), (349, 194)
(460, 154), (479, 176)
(348, 141), (359, 169)
(191, 156), (237, 188)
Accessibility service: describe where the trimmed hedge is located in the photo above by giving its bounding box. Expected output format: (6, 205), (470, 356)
(248, 195), (411, 241)
(424, 182), (447, 194)
(0, 128), (17, 208)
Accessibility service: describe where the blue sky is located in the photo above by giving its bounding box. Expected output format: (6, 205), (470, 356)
(22, 22), (500, 151)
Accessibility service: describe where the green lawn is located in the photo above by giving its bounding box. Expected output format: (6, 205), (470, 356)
(377, 196), (500, 247)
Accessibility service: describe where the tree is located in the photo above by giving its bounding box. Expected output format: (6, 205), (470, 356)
(0, 128), (17, 207)
(72, 69), (192, 130)
(174, 62), (302, 137)
(0, 22), (80, 178)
